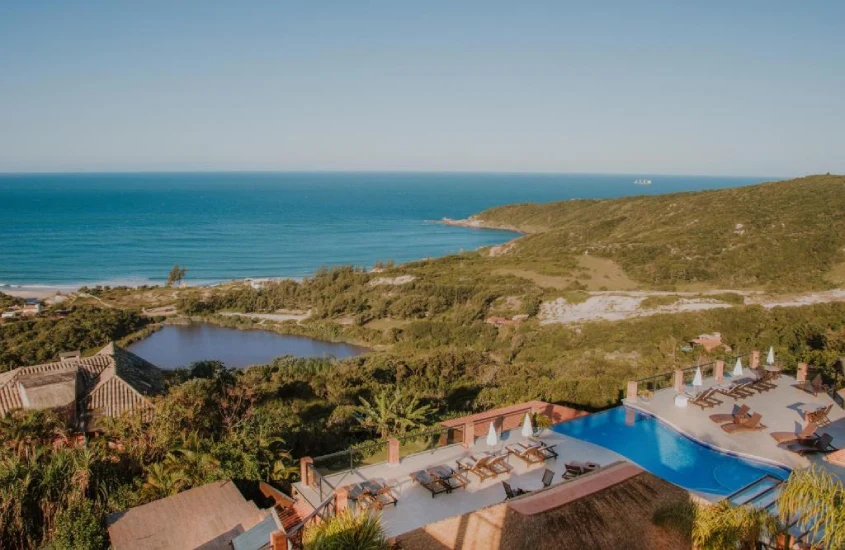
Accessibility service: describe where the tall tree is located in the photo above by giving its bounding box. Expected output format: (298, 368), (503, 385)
(166, 265), (187, 287)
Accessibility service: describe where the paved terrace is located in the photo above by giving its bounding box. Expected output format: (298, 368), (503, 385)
(626, 367), (845, 480)
(294, 427), (625, 538)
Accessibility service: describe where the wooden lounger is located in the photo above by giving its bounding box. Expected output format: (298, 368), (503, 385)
(715, 382), (754, 401)
(721, 412), (766, 434)
(457, 455), (496, 480)
(709, 404), (750, 424)
(562, 461), (599, 479)
(749, 372), (777, 393)
(532, 442), (559, 460)
(410, 470), (450, 497)
(805, 405), (833, 427)
(795, 374), (830, 397)
(429, 464), (469, 491)
(505, 444), (544, 465)
(486, 454), (514, 476)
(688, 388), (723, 410)
(787, 433), (837, 456)
(770, 423), (818, 444)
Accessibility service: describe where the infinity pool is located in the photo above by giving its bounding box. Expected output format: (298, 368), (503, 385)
(552, 407), (788, 496)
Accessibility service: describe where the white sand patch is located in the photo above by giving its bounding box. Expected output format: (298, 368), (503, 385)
(368, 275), (416, 287)
(221, 310), (312, 323)
(538, 288), (845, 325)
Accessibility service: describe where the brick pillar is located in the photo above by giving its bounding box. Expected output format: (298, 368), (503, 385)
(797, 363), (808, 383)
(271, 531), (288, 550)
(387, 438), (400, 465)
(626, 380), (638, 402)
(673, 369), (685, 392)
(462, 420), (474, 448)
(300, 457), (313, 487)
(334, 486), (349, 514)
(714, 360), (725, 383)
(751, 350), (760, 369)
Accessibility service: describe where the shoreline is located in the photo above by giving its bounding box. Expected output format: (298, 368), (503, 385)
(440, 216), (526, 234)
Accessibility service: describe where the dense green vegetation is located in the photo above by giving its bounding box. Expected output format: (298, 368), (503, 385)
(0, 307), (151, 371)
(478, 174), (845, 290)
(3, 176), (845, 548)
(0, 291), (24, 310)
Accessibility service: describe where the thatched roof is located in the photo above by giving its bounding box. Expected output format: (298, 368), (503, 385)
(108, 480), (268, 550)
(0, 342), (163, 424)
(396, 464), (692, 550)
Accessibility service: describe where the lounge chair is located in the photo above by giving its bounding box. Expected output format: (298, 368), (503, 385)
(505, 444), (544, 465)
(532, 442), (559, 460)
(770, 423), (818, 445)
(805, 405), (833, 427)
(787, 433), (837, 456)
(562, 461), (599, 479)
(709, 404), (750, 424)
(360, 479), (397, 509)
(457, 455), (496, 480)
(721, 412), (767, 434)
(502, 481), (528, 500)
(429, 464), (469, 491)
(687, 388), (723, 410)
(486, 453), (514, 476)
(715, 382), (754, 401)
(541, 468), (555, 488)
(749, 372), (777, 393)
(410, 470), (450, 498)
(796, 374), (830, 397)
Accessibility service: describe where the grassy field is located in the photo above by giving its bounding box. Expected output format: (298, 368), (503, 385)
(478, 174), (845, 291)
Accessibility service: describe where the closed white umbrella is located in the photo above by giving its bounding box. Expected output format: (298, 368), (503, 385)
(692, 366), (703, 387)
(521, 413), (533, 438)
(766, 346), (775, 365)
(486, 422), (498, 447)
(732, 357), (743, 377)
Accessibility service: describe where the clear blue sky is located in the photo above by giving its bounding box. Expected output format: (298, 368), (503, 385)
(1, 1), (843, 176)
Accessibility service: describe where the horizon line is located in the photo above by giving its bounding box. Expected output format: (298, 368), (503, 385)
(0, 168), (788, 180)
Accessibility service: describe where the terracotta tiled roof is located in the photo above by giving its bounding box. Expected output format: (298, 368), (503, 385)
(0, 342), (163, 423)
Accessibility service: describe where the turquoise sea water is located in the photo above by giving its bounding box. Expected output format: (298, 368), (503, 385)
(0, 172), (766, 287)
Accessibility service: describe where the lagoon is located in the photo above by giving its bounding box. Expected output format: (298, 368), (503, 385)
(127, 324), (367, 369)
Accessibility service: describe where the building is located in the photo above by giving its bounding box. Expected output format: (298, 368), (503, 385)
(0, 342), (163, 430)
(22, 298), (42, 316)
(108, 481), (274, 550)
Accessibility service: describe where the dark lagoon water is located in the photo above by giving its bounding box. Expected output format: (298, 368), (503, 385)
(0, 172), (768, 287)
(127, 324), (368, 369)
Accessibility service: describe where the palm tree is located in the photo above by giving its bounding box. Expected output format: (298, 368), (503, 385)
(778, 465), (845, 549)
(303, 509), (388, 550)
(355, 389), (431, 439)
(141, 462), (188, 500)
(0, 409), (67, 459)
(653, 499), (780, 550)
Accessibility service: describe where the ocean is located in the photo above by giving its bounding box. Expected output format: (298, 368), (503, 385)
(0, 172), (767, 288)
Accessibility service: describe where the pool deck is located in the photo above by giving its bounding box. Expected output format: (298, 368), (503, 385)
(626, 369), (845, 481)
(294, 428), (625, 538)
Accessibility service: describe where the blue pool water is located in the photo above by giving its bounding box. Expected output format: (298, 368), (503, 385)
(552, 407), (788, 496)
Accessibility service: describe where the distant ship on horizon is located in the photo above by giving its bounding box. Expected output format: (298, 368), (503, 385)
(634, 178), (652, 185)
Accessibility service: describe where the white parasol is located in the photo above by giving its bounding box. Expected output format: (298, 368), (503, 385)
(521, 413), (534, 438)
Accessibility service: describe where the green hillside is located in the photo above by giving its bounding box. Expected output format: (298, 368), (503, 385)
(476, 174), (845, 290)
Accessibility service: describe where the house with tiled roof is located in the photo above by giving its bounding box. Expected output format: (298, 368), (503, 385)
(0, 342), (163, 430)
